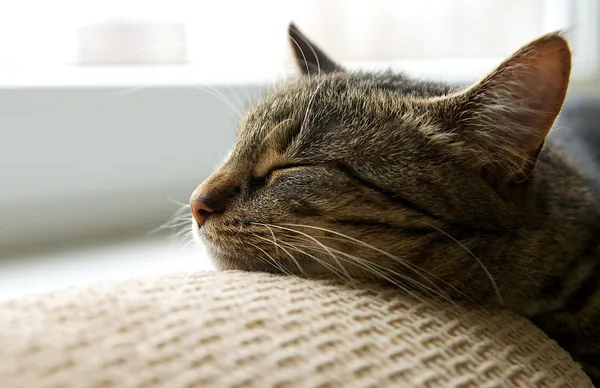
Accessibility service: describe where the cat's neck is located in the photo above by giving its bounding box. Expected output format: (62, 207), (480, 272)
(528, 143), (600, 233)
(499, 143), (600, 313)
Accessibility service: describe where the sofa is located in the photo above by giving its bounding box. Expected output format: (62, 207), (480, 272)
(0, 271), (592, 387)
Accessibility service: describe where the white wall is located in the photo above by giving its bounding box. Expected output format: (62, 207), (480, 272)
(0, 86), (262, 252)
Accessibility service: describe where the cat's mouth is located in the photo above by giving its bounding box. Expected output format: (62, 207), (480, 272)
(192, 221), (227, 262)
(191, 218), (337, 275)
(191, 218), (244, 256)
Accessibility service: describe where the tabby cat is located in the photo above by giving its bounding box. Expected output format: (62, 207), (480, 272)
(189, 23), (600, 383)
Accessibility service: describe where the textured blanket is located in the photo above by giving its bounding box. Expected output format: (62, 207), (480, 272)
(0, 271), (591, 387)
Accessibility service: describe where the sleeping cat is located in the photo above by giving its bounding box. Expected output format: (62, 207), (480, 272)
(189, 23), (600, 383)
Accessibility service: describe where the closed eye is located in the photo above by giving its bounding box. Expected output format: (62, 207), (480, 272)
(248, 163), (312, 188)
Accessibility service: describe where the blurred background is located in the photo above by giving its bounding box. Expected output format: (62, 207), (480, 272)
(1, 0), (599, 300)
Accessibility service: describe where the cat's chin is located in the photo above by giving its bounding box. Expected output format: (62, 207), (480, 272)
(191, 222), (219, 256)
(191, 221), (241, 270)
(191, 221), (203, 246)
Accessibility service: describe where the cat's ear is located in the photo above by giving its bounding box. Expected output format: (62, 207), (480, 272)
(438, 32), (571, 183)
(288, 22), (344, 75)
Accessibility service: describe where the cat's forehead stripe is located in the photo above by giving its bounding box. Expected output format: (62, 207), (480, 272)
(253, 145), (293, 177)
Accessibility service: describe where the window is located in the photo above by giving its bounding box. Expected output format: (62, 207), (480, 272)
(0, 0), (597, 86)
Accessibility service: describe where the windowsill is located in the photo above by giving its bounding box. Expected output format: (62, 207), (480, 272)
(0, 236), (213, 301)
(1, 58), (596, 89)
(0, 65), (285, 89)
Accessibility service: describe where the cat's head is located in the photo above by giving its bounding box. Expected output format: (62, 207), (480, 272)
(189, 23), (571, 295)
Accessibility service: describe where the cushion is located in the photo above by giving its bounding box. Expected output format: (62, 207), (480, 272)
(0, 271), (591, 387)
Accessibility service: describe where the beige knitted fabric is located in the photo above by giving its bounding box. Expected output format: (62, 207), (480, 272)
(0, 271), (591, 388)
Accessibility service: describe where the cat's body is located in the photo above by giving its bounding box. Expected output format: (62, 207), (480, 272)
(189, 25), (600, 383)
(554, 97), (600, 180)
(524, 107), (600, 382)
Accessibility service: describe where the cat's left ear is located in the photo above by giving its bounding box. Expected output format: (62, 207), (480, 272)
(437, 32), (571, 183)
(288, 22), (344, 75)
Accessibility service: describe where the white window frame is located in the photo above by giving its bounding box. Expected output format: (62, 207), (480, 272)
(347, 0), (599, 83)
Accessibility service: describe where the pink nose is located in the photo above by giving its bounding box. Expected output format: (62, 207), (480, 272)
(190, 199), (215, 227)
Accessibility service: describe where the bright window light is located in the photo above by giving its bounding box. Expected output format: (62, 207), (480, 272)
(0, 0), (597, 86)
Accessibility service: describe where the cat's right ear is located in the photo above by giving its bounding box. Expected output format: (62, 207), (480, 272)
(288, 22), (344, 75)
(431, 32), (571, 184)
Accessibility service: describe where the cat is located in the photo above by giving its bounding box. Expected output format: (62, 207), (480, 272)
(189, 23), (600, 383)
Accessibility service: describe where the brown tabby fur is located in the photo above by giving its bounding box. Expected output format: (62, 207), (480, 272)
(190, 24), (600, 383)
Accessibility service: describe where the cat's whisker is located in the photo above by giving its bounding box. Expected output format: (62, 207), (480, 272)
(278, 237), (449, 308)
(173, 227), (193, 239)
(312, 233), (430, 252)
(279, 237), (392, 281)
(333, 253), (440, 306)
(167, 209), (192, 217)
(193, 85), (243, 119)
(423, 222), (504, 305)
(150, 202), (192, 233)
(166, 197), (189, 207)
(299, 80), (325, 139)
(250, 231), (306, 276)
(169, 215), (193, 223)
(256, 223), (450, 305)
(276, 223), (440, 288)
(239, 83), (253, 107)
(148, 217), (191, 236)
(282, 236), (461, 309)
(241, 240), (274, 271)
(262, 224), (280, 256)
(170, 227), (195, 239)
(288, 36), (314, 77)
(160, 221), (192, 230)
(280, 222), (484, 306)
(147, 226), (164, 236)
(246, 239), (294, 276)
(224, 85), (247, 112)
(274, 237), (358, 285)
(252, 222), (352, 280)
(161, 215), (193, 226)
(232, 222), (245, 240)
(148, 221), (191, 236)
(181, 236), (198, 250)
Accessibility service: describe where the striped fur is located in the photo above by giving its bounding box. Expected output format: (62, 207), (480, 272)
(189, 24), (600, 383)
